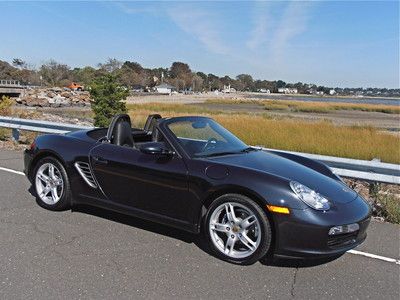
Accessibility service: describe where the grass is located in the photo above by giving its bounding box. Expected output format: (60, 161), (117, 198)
(374, 195), (400, 224)
(127, 102), (400, 164)
(206, 98), (400, 114)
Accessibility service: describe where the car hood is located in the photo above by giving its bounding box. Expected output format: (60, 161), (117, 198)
(206, 150), (357, 204)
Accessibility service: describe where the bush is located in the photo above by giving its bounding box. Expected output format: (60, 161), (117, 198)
(0, 95), (14, 115)
(90, 75), (128, 127)
(374, 195), (400, 224)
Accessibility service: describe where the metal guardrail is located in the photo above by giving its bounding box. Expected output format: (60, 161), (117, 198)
(0, 116), (399, 184)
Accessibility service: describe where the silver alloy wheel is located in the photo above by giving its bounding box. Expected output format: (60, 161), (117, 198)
(209, 202), (262, 259)
(35, 163), (64, 205)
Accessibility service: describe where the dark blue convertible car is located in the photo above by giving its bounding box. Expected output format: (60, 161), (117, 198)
(24, 114), (371, 265)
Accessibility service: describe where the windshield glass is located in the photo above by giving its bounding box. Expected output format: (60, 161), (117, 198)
(166, 117), (249, 157)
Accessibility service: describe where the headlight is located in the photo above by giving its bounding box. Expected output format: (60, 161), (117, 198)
(290, 181), (330, 211)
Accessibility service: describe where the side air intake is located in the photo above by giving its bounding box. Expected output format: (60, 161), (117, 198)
(74, 162), (97, 188)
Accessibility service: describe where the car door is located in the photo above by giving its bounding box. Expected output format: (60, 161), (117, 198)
(89, 142), (192, 223)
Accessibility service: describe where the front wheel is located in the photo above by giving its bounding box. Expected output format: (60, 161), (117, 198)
(204, 194), (272, 265)
(33, 157), (71, 211)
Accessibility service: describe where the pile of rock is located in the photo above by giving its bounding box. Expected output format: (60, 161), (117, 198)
(16, 87), (92, 107)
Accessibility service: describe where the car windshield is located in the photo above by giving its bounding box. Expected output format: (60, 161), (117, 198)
(166, 118), (254, 157)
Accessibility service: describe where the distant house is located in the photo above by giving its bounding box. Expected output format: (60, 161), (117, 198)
(222, 85), (236, 93)
(258, 88), (270, 94)
(277, 88), (298, 94)
(329, 89), (336, 95)
(154, 83), (176, 95)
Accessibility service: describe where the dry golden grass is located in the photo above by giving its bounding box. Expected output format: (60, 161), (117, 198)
(206, 98), (400, 114)
(128, 103), (400, 163)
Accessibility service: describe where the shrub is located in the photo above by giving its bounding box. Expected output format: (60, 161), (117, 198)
(0, 95), (14, 115)
(374, 195), (400, 224)
(90, 75), (129, 127)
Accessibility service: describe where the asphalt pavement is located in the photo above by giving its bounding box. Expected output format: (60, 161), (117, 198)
(0, 149), (399, 299)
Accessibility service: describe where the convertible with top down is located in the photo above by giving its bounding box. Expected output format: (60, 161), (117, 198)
(24, 113), (371, 265)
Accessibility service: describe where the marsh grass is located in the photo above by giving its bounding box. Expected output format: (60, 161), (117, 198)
(206, 98), (400, 114)
(128, 103), (400, 163)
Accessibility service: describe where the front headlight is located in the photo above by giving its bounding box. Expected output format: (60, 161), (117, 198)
(290, 181), (330, 211)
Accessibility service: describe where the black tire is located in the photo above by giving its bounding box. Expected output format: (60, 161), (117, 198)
(32, 157), (71, 211)
(204, 194), (272, 265)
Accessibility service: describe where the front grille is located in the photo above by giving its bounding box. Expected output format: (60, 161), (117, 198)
(327, 231), (358, 248)
(74, 162), (97, 188)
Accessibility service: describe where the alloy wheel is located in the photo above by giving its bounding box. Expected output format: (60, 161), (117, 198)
(208, 202), (262, 259)
(35, 163), (64, 205)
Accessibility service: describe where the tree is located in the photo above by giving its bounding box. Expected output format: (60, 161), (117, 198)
(236, 74), (254, 91)
(170, 62), (192, 90)
(192, 74), (204, 92)
(98, 58), (122, 73)
(71, 66), (97, 85)
(170, 62), (191, 78)
(12, 58), (27, 69)
(90, 75), (129, 127)
(39, 60), (71, 86)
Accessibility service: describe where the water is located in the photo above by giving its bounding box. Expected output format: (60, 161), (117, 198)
(249, 94), (400, 106)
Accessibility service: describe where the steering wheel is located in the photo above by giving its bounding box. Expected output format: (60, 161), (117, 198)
(202, 138), (218, 152)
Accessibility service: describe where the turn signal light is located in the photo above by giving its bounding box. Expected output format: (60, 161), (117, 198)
(267, 205), (290, 214)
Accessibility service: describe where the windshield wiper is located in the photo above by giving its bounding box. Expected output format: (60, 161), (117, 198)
(198, 151), (241, 158)
(240, 147), (261, 153)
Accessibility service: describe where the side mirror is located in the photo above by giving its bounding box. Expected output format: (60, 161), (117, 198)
(139, 142), (174, 156)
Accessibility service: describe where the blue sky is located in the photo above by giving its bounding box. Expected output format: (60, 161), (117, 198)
(0, 1), (398, 88)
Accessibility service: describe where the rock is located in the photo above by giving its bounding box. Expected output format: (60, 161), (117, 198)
(46, 92), (56, 98)
(16, 87), (93, 108)
(60, 91), (73, 98)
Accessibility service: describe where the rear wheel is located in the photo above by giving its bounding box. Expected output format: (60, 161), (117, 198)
(204, 194), (272, 265)
(33, 157), (71, 211)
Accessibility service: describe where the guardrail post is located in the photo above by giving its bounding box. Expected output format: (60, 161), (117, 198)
(12, 128), (20, 142)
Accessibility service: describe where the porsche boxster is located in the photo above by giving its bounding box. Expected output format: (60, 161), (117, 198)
(24, 114), (371, 265)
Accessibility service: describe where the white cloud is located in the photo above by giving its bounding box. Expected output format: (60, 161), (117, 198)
(271, 1), (313, 61)
(167, 6), (229, 55)
(246, 2), (271, 50)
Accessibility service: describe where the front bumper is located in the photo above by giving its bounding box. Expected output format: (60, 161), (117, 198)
(273, 195), (371, 259)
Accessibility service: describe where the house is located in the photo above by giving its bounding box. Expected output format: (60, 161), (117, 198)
(154, 83), (176, 95)
(329, 89), (336, 95)
(277, 88), (298, 94)
(258, 88), (270, 94)
(222, 85), (236, 93)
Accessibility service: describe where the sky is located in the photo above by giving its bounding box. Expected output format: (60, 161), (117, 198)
(0, 0), (399, 88)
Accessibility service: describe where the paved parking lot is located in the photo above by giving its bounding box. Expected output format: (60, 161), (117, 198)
(0, 149), (399, 299)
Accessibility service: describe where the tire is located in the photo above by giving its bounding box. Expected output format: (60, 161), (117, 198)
(32, 156), (71, 211)
(204, 194), (272, 265)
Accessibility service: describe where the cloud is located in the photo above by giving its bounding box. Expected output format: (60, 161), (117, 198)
(246, 2), (271, 50)
(271, 1), (313, 61)
(167, 6), (229, 55)
(113, 2), (161, 15)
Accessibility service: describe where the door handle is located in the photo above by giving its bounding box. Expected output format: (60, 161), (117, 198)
(93, 156), (108, 165)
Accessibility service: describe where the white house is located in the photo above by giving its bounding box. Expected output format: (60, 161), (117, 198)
(329, 89), (336, 95)
(277, 88), (298, 94)
(222, 85), (236, 93)
(154, 83), (176, 95)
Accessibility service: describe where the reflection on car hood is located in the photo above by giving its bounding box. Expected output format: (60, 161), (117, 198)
(206, 150), (358, 204)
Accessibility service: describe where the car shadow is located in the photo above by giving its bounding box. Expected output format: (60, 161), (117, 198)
(260, 253), (344, 268)
(72, 204), (344, 267)
(73, 204), (197, 243)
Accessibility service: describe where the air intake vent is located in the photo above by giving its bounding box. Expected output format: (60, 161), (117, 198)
(74, 162), (97, 188)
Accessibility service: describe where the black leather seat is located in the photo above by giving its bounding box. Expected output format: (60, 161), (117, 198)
(107, 114), (134, 147)
(144, 114), (162, 134)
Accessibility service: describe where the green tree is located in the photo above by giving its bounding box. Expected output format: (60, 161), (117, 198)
(236, 74), (254, 91)
(90, 75), (129, 127)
